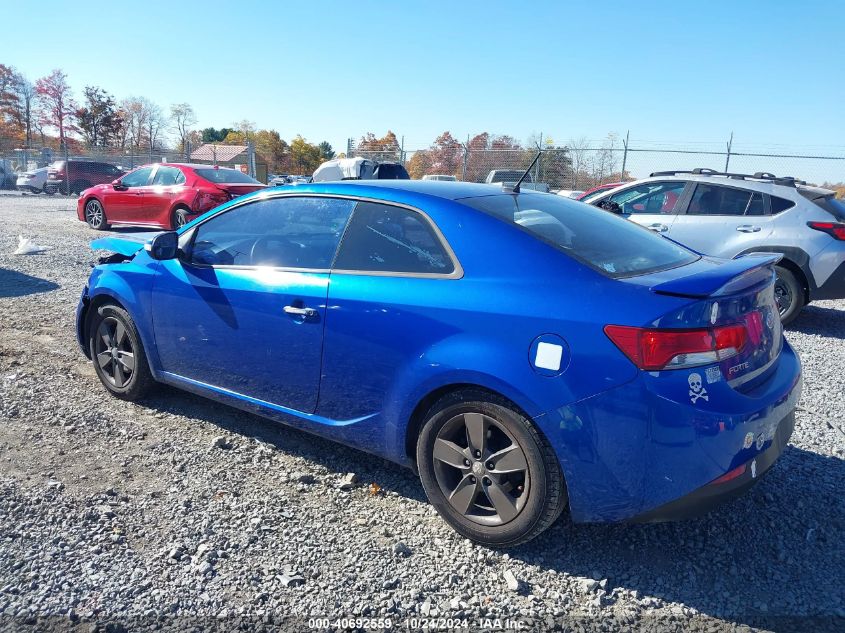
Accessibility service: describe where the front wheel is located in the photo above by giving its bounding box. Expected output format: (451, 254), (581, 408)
(416, 390), (567, 547)
(88, 303), (154, 401)
(774, 266), (804, 325)
(84, 199), (109, 230)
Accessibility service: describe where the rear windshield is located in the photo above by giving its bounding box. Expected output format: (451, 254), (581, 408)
(195, 168), (260, 184)
(460, 193), (699, 278)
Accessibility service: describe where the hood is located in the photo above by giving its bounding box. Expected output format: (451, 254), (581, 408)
(90, 231), (162, 257)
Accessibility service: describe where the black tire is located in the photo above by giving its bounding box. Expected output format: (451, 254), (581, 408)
(774, 266), (804, 325)
(416, 389), (567, 547)
(84, 198), (109, 230)
(171, 206), (190, 230)
(88, 303), (155, 401)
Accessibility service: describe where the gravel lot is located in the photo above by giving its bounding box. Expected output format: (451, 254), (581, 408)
(0, 192), (843, 632)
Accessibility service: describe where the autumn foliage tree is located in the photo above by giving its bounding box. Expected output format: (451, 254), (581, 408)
(407, 131), (464, 179)
(76, 86), (123, 148)
(35, 69), (77, 147)
(357, 130), (401, 161)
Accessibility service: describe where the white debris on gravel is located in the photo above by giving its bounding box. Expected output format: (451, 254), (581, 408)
(0, 195), (843, 631)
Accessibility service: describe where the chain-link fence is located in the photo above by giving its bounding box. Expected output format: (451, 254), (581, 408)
(0, 137), (265, 194)
(349, 138), (845, 193)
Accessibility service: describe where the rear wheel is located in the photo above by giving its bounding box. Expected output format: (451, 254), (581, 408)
(84, 199), (109, 230)
(88, 303), (154, 401)
(774, 265), (804, 325)
(416, 390), (566, 547)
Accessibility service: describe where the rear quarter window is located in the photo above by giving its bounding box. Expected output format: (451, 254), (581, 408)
(461, 193), (698, 278)
(770, 196), (795, 214)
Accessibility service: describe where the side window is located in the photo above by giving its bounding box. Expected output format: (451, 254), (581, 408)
(746, 192), (765, 216)
(687, 184), (754, 216)
(333, 202), (455, 275)
(770, 196), (795, 214)
(152, 166), (183, 186)
(607, 181), (685, 214)
(121, 167), (153, 188)
(190, 196), (355, 268)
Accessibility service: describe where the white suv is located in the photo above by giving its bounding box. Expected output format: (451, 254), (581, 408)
(583, 168), (845, 323)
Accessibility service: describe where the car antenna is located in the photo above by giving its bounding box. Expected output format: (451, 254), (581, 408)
(511, 149), (542, 194)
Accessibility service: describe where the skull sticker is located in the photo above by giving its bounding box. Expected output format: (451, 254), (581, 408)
(688, 372), (709, 404)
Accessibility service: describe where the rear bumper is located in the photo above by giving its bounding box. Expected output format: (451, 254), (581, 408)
(812, 260), (845, 301)
(632, 408), (794, 522)
(543, 340), (802, 523)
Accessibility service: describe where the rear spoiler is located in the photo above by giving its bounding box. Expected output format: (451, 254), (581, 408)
(650, 253), (782, 298)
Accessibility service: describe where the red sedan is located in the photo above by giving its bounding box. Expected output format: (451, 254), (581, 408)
(77, 163), (266, 230)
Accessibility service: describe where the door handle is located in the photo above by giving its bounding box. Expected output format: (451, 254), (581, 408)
(736, 225), (761, 233)
(647, 223), (668, 232)
(283, 305), (318, 319)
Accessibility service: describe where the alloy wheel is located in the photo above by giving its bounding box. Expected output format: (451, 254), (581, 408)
(86, 200), (103, 228)
(774, 277), (793, 316)
(432, 412), (530, 526)
(94, 317), (135, 388)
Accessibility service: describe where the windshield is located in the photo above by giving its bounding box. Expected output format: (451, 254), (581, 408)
(195, 168), (261, 184)
(460, 193), (698, 278)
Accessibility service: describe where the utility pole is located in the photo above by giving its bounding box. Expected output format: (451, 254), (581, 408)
(621, 130), (630, 180)
(725, 132), (733, 172)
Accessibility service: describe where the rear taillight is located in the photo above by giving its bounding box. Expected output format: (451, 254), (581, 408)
(604, 323), (748, 371)
(807, 221), (845, 241)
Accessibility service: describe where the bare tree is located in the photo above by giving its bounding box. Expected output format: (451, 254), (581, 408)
(14, 74), (37, 148)
(169, 102), (197, 151)
(567, 136), (591, 189)
(143, 100), (165, 150)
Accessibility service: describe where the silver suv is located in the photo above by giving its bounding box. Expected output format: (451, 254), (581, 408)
(583, 168), (845, 323)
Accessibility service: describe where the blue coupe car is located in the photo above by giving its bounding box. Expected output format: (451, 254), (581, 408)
(77, 180), (801, 546)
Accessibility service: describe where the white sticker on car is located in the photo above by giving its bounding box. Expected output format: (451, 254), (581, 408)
(535, 342), (563, 371)
(688, 373), (709, 404)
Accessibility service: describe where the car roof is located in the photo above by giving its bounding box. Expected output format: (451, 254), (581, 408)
(281, 179), (504, 200)
(615, 173), (834, 198)
(159, 163), (243, 170)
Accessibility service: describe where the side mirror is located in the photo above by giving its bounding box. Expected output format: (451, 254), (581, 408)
(145, 232), (179, 260)
(112, 178), (127, 191)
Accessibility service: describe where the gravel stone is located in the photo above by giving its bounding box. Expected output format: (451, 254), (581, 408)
(503, 569), (521, 592)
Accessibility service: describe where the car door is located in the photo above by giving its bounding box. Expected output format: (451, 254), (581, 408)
(143, 165), (185, 224)
(151, 195), (356, 412)
(103, 166), (153, 222)
(667, 183), (774, 257)
(599, 181), (690, 235)
(318, 200), (461, 423)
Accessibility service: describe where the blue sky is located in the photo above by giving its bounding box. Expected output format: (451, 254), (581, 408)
(2, 0), (844, 159)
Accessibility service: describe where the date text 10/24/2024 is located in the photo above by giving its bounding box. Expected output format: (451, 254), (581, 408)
(307, 617), (529, 630)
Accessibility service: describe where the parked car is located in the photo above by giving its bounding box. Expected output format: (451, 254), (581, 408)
(585, 168), (845, 323)
(484, 169), (549, 192)
(422, 174), (457, 181)
(46, 160), (126, 194)
(578, 181), (626, 201)
(77, 163), (266, 231)
(16, 167), (50, 194)
(312, 157), (410, 182)
(77, 180), (800, 546)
